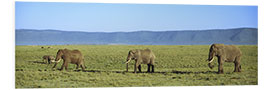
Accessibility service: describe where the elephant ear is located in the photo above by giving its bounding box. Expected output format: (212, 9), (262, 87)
(63, 48), (68, 51)
(214, 44), (225, 50)
(62, 48), (70, 53)
(129, 50), (135, 55)
(58, 49), (67, 54)
(213, 44), (225, 55)
(57, 49), (63, 52)
(130, 50), (139, 57)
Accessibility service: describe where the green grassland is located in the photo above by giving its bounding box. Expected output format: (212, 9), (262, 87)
(15, 45), (257, 88)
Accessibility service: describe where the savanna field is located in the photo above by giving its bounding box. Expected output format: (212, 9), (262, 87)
(15, 45), (258, 88)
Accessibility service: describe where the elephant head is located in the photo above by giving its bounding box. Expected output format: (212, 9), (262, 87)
(207, 44), (224, 68)
(52, 49), (65, 63)
(48, 56), (55, 63)
(125, 50), (137, 72)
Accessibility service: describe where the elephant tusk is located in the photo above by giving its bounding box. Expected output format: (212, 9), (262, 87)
(125, 60), (131, 64)
(51, 59), (62, 63)
(56, 59), (62, 63)
(208, 58), (214, 63)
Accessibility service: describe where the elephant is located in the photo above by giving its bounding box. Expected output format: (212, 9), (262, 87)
(52, 49), (86, 71)
(125, 49), (156, 73)
(42, 55), (55, 64)
(207, 44), (242, 74)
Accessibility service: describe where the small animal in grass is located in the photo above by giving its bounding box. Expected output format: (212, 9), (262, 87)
(42, 55), (55, 64)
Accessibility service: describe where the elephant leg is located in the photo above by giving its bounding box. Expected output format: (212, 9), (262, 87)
(44, 59), (47, 64)
(147, 64), (151, 72)
(76, 64), (79, 70)
(151, 64), (155, 73)
(218, 64), (224, 74)
(218, 57), (224, 74)
(64, 63), (69, 71)
(43, 59), (45, 63)
(138, 65), (142, 73)
(60, 61), (67, 71)
(48, 59), (51, 64)
(234, 56), (241, 72)
(134, 64), (137, 73)
(237, 56), (241, 72)
(80, 64), (86, 71)
(234, 62), (240, 72)
(134, 63), (139, 73)
(60, 64), (64, 71)
(47, 59), (49, 64)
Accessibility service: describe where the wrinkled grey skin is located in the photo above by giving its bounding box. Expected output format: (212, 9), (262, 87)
(125, 49), (156, 73)
(53, 49), (86, 71)
(42, 55), (55, 64)
(207, 44), (242, 74)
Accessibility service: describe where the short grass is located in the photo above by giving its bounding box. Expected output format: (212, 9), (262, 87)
(15, 45), (257, 88)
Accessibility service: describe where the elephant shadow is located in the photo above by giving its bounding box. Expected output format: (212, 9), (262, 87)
(74, 69), (102, 72)
(170, 70), (218, 74)
(28, 60), (47, 64)
(76, 69), (217, 74)
(140, 70), (217, 74)
(75, 70), (124, 73)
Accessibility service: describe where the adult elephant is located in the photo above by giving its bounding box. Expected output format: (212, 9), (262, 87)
(207, 44), (242, 74)
(52, 49), (86, 71)
(125, 49), (156, 73)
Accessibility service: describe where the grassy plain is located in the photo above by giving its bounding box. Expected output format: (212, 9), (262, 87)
(15, 45), (257, 88)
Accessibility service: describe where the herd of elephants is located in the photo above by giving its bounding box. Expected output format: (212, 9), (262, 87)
(42, 44), (242, 74)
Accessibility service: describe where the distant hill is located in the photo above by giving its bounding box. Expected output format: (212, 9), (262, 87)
(15, 28), (257, 45)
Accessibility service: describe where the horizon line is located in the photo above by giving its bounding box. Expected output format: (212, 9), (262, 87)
(15, 27), (258, 33)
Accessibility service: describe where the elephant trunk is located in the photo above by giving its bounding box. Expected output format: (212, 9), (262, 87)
(207, 51), (215, 63)
(207, 55), (214, 69)
(126, 59), (131, 72)
(207, 51), (215, 69)
(208, 63), (214, 69)
(207, 56), (215, 69)
(126, 63), (128, 72)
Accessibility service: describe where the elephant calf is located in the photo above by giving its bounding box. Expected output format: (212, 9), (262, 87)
(207, 44), (242, 74)
(125, 49), (156, 73)
(42, 55), (55, 64)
